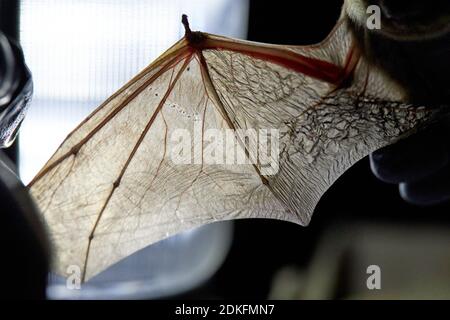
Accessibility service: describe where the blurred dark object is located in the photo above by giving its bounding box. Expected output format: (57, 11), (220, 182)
(0, 0), (50, 299)
(0, 34), (33, 149)
(270, 222), (450, 299)
(0, 1), (19, 39)
(370, 118), (450, 206)
(0, 0), (21, 163)
(0, 152), (50, 299)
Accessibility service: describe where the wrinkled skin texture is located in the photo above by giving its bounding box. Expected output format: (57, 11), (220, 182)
(29, 21), (438, 281)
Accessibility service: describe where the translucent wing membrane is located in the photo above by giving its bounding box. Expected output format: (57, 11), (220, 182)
(29, 21), (435, 281)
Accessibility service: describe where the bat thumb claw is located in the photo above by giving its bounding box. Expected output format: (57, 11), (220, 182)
(181, 14), (191, 37)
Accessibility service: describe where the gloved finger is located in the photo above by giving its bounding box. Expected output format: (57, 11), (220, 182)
(399, 163), (450, 206)
(370, 128), (449, 184)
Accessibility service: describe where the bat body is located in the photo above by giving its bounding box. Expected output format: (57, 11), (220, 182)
(346, 0), (450, 105)
(29, 1), (447, 281)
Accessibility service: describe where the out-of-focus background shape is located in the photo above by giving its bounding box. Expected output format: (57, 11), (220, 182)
(9, 0), (450, 299)
(270, 224), (450, 299)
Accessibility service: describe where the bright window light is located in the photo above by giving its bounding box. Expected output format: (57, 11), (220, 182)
(19, 0), (249, 183)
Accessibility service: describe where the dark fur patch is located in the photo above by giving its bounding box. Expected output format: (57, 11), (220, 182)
(346, 16), (450, 106)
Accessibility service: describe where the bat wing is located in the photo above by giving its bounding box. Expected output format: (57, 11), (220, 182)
(29, 19), (435, 281)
